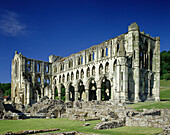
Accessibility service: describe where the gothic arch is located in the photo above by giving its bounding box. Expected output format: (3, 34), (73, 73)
(105, 62), (109, 73)
(101, 76), (111, 101)
(99, 63), (103, 75)
(88, 78), (97, 101)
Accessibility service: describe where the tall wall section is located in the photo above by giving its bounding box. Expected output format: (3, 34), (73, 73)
(11, 22), (160, 105)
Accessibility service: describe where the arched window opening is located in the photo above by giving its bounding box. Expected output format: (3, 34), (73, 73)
(76, 70), (79, 79)
(92, 66), (95, 76)
(89, 79), (97, 101)
(93, 52), (95, 60)
(59, 75), (61, 83)
(71, 72), (74, 80)
(69, 61), (71, 68)
(47, 78), (50, 84)
(89, 54), (92, 62)
(99, 64), (103, 75)
(87, 67), (90, 77)
(105, 62), (109, 73)
(27, 61), (31, 71)
(81, 69), (84, 79)
(62, 74), (65, 82)
(81, 57), (83, 64)
(101, 78), (111, 101)
(44, 76), (50, 85)
(38, 77), (41, 83)
(55, 87), (58, 100)
(78, 81), (85, 101)
(37, 63), (40, 72)
(117, 43), (119, 52)
(69, 83), (75, 101)
(67, 73), (70, 81)
(69, 60), (73, 68)
(54, 67), (57, 73)
(46, 65), (49, 73)
(61, 84), (65, 101)
(101, 49), (104, 57)
(63, 64), (64, 71)
(60, 64), (63, 71)
(35, 75), (41, 84)
(78, 57), (81, 65)
(106, 48), (108, 56)
(27, 75), (32, 82)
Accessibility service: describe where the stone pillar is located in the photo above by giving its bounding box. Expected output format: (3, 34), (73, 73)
(97, 87), (101, 101)
(75, 88), (78, 101)
(85, 88), (89, 101)
(41, 74), (44, 97)
(41, 87), (44, 97)
(57, 85), (61, 100)
(27, 83), (30, 105)
(148, 41), (151, 70)
(121, 61), (127, 103)
(154, 37), (160, 101)
(65, 87), (69, 102)
(117, 64), (120, 102)
(129, 25), (140, 102)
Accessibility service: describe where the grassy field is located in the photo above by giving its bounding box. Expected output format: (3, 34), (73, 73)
(126, 101), (170, 110)
(160, 80), (170, 100)
(0, 118), (162, 135)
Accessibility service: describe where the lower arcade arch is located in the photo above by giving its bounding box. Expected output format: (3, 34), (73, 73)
(68, 83), (75, 101)
(55, 86), (58, 100)
(89, 79), (97, 101)
(101, 77), (111, 101)
(78, 80), (85, 101)
(60, 84), (65, 101)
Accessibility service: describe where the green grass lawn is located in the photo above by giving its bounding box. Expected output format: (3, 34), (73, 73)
(160, 80), (170, 100)
(0, 118), (162, 135)
(126, 101), (170, 110)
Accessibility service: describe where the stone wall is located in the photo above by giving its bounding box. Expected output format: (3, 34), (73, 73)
(63, 101), (170, 130)
(11, 22), (161, 106)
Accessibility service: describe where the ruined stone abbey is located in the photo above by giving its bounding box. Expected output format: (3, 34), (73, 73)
(11, 23), (160, 105)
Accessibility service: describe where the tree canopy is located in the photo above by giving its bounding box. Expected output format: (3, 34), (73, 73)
(160, 51), (170, 80)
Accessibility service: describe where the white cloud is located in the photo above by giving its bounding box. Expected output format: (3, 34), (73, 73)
(0, 11), (26, 37)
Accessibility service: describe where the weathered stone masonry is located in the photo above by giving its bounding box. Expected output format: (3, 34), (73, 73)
(11, 22), (160, 105)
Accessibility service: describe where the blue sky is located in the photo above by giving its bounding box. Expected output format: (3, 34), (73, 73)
(0, 0), (170, 83)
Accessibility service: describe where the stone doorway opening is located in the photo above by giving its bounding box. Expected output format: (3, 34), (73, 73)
(69, 83), (75, 101)
(78, 80), (85, 101)
(89, 79), (97, 101)
(101, 77), (111, 101)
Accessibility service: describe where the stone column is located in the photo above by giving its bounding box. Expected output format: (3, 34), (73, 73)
(85, 88), (89, 101)
(133, 34), (140, 102)
(154, 37), (160, 101)
(148, 41), (151, 70)
(57, 85), (61, 100)
(65, 87), (69, 102)
(26, 83), (30, 105)
(75, 88), (78, 101)
(97, 88), (101, 101)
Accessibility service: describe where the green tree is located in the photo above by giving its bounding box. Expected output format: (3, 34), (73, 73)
(0, 82), (11, 96)
(160, 51), (170, 80)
